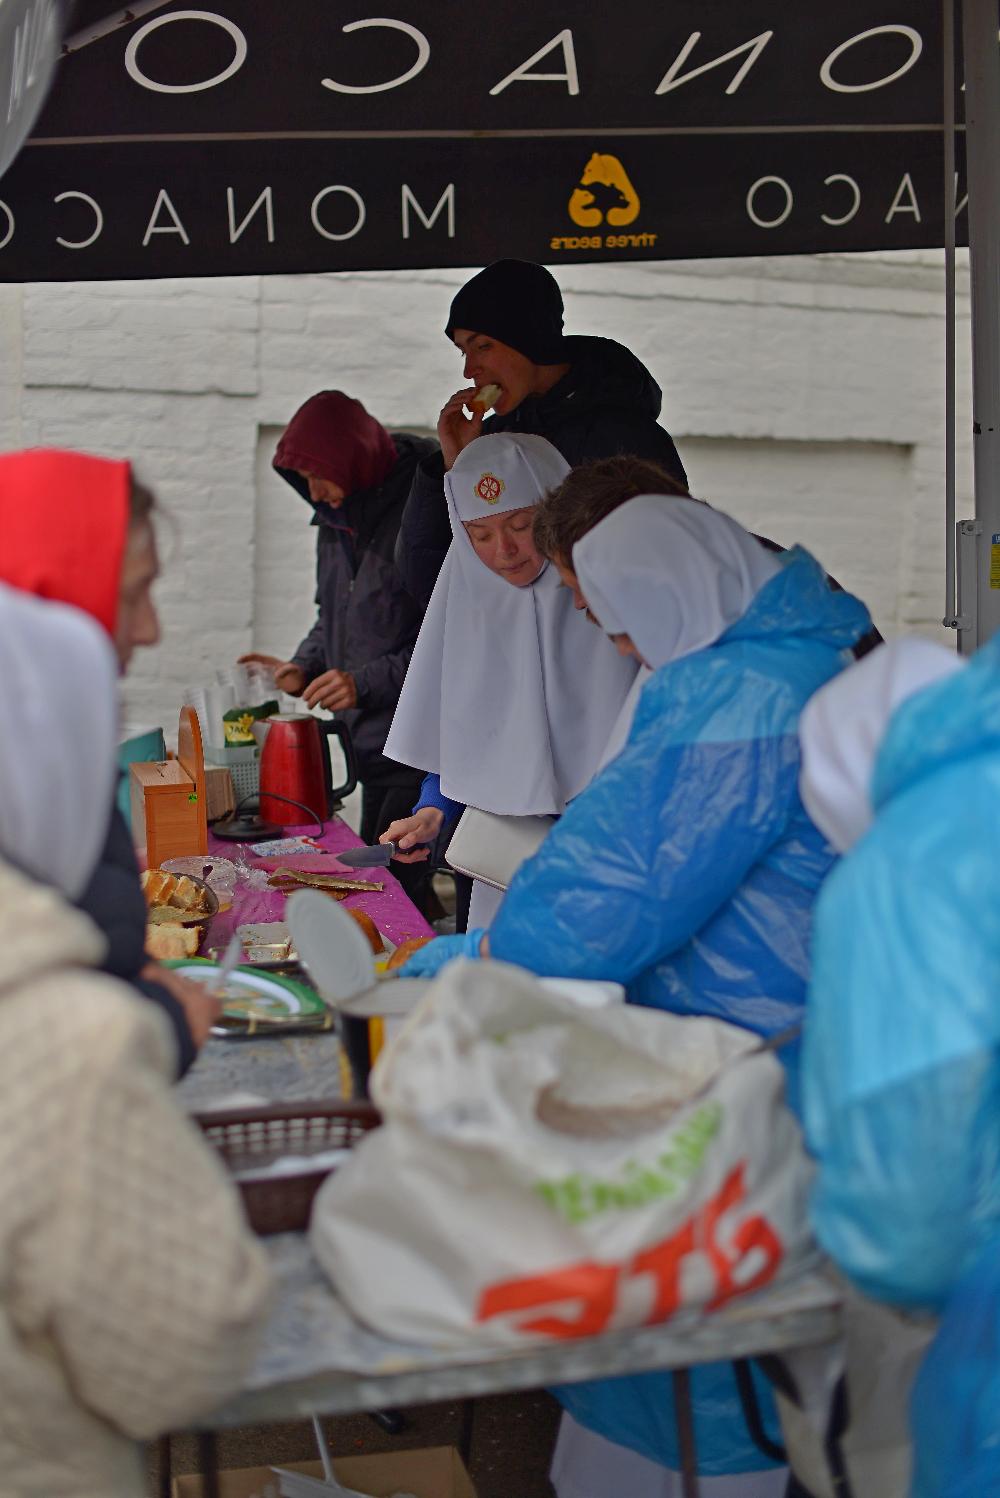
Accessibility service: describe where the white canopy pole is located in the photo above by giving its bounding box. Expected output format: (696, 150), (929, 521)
(962, 0), (1000, 647)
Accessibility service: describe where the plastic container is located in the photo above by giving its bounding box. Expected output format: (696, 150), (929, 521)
(205, 742), (259, 805)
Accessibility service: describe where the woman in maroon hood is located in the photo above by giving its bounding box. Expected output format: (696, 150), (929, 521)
(242, 391), (437, 895)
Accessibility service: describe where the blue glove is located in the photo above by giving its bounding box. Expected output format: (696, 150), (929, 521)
(398, 928), (486, 977)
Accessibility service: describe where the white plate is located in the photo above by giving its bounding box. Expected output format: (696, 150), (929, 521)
(171, 963), (324, 1020)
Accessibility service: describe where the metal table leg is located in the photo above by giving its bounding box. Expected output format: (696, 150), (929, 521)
(672, 1369), (700, 1498)
(157, 1434), (171, 1498)
(458, 1398), (476, 1470)
(197, 1431), (221, 1498)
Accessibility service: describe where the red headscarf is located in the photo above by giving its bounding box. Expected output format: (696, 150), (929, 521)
(273, 391), (397, 496)
(0, 449), (131, 636)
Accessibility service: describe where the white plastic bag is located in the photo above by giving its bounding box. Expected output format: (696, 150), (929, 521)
(310, 961), (815, 1348)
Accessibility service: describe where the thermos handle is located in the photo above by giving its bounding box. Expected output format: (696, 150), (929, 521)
(318, 718), (359, 812)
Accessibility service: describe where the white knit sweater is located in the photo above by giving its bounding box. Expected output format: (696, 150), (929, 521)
(0, 860), (271, 1497)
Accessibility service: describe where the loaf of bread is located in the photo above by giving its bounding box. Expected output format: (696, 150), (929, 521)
(384, 935), (434, 972)
(145, 923), (200, 960)
(344, 907), (385, 955)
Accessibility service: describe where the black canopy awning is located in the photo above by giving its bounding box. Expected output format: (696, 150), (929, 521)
(0, 0), (966, 280)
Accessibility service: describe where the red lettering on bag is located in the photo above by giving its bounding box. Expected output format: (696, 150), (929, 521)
(476, 1162), (786, 1341)
(476, 1260), (619, 1339)
(630, 1218), (696, 1320)
(702, 1163), (784, 1310)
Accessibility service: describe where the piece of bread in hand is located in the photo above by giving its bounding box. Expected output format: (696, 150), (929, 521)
(471, 383), (501, 411)
(384, 935), (434, 972)
(145, 923), (200, 960)
(345, 907), (385, 955)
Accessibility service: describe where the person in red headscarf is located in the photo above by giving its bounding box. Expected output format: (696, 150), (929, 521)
(241, 392), (438, 898)
(0, 448), (218, 1075)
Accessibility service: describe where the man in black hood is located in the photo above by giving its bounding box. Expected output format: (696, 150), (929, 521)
(396, 259), (688, 608)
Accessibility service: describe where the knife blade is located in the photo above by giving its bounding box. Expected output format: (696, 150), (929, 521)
(336, 841), (397, 868)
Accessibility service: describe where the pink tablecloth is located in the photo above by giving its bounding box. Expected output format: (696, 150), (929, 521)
(203, 818), (433, 956)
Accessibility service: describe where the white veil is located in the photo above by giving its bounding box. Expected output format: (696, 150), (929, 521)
(386, 434), (637, 816)
(0, 584), (118, 898)
(799, 637), (964, 852)
(573, 494), (782, 672)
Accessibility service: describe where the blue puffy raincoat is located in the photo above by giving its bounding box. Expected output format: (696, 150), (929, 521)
(802, 635), (1000, 1495)
(489, 546), (871, 1476)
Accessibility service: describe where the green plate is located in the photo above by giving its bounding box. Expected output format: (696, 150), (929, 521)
(164, 958), (327, 1022)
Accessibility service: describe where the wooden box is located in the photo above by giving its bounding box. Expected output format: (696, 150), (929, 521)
(130, 706), (208, 868)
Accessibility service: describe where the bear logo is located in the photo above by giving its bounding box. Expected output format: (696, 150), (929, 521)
(568, 152), (641, 228)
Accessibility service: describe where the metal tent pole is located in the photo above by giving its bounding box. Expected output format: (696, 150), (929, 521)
(962, 0), (1000, 646)
(943, 0), (959, 639)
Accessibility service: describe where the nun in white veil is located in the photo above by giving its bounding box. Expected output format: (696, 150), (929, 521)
(384, 432), (637, 926)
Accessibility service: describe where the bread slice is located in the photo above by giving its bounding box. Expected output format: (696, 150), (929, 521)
(471, 382), (501, 411)
(145, 923), (200, 960)
(141, 869), (174, 906)
(171, 875), (206, 912)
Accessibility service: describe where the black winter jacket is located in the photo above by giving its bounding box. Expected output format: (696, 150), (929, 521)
(77, 804), (196, 1077)
(284, 432), (437, 778)
(396, 335), (688, 609)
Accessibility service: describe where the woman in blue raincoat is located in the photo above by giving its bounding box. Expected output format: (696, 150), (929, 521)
(796, 636), (1000, 1498)
(403, 494), (872, 1496)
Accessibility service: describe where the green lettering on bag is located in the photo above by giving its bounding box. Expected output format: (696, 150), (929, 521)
(534, 1103), (724, 1223)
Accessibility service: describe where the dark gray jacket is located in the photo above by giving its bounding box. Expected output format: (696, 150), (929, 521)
(283, 432), (437, 778)
(396, 335), (688, 609)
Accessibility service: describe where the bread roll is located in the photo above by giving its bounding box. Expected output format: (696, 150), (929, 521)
(385, 935), (434, 972)
(345, 907), (385, 955)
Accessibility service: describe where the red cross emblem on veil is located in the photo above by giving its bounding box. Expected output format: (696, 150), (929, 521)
(475, 472), (505, 505)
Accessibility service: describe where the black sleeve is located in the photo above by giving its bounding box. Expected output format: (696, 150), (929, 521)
(132, 972), (198, 1078)
(77, 803), (196, 1078)
(394, 452), (452, 610)
(77, 803), (151, 979)
(580, 412), (689, 489)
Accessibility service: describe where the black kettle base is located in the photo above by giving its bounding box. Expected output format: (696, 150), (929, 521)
(213, 813), (285, 842)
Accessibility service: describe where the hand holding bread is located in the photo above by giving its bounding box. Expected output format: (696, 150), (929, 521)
(438, 386), (497, 470)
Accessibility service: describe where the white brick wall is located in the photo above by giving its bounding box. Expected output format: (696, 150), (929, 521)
(2, 254), (972, 733)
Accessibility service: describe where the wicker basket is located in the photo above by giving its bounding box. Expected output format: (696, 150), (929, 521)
(196, 1099), (380, 1235)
